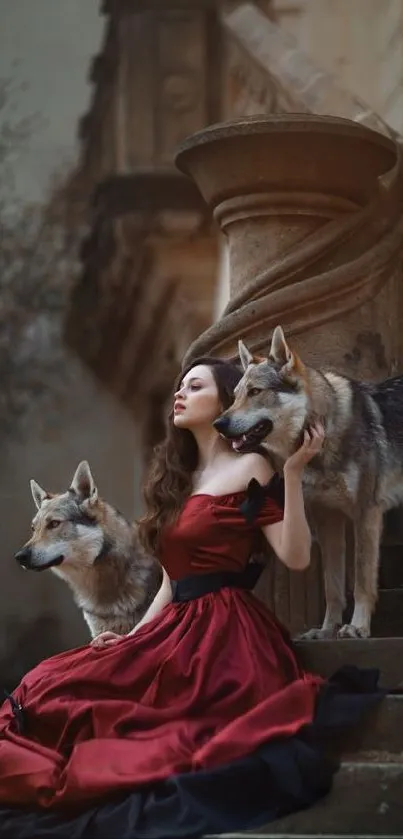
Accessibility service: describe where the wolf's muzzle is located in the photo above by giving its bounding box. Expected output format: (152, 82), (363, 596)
(213, 415), (274, 446)
(213, 416), (231, 435)
(15, 548), (65, 571)
(15, 547), (33, 569)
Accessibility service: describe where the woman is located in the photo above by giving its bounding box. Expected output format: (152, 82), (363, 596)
(0, 357), (381, 839)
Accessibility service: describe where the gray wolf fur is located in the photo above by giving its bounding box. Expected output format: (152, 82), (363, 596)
(15, 461), (162, 639)
(214, 325), (403, 640)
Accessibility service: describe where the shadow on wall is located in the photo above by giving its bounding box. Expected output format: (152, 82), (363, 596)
(0, 613), (65, 692)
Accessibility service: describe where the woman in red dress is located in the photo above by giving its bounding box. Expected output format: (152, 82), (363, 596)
(0, 357), (381, 838)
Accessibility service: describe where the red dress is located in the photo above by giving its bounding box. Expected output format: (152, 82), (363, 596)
(0, 485), (382, 838)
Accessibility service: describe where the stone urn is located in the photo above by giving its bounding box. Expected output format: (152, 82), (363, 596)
(176, 114), (403, 382)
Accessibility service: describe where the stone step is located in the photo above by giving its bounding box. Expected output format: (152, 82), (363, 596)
(205, 759), (403, 837)
(332, 694), (403, 754)
(294, 637), (403, 690)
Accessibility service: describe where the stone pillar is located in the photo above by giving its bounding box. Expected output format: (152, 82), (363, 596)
(175, 113), (403, 633)
(176, 114), (403, 380)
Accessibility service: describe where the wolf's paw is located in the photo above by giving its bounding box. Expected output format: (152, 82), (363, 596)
(337, 623), (370, 639)
(296, 626), (338, 641)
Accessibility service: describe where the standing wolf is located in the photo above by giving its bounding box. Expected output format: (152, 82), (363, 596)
(15, 461), (165, 640)
(214, 325), (403, 640)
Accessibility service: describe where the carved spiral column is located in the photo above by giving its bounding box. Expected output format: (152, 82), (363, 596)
(176, 114), (403, 382)
(175, 114), (403, 634)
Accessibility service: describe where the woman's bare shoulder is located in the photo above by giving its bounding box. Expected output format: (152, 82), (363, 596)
(234, 452), (274, 487)
(194, 452), (275, 497)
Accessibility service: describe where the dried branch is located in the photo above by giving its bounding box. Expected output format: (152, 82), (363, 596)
(0, 79), (86, 440)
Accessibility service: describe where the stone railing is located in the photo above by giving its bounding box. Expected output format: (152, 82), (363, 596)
(221, 3), (397, 136)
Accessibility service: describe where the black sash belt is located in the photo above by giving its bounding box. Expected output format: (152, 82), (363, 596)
(171, 562), (264, 602)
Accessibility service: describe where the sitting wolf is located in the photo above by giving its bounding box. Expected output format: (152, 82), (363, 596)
(15, 461), (168, 642)
(214, 325), (403, 640)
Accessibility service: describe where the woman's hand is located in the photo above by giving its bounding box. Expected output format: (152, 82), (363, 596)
(284, 422), (325, 477)
(262, 423), (324, 571)
(91, 631), (124, 649)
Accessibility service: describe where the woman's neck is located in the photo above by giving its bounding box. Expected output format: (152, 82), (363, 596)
(192, 426), (233, 470)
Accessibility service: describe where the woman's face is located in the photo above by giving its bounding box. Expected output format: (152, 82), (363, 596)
(173, 365), (222, 430)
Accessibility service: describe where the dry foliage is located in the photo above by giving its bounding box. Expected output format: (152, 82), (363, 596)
(0, 79), (85, 439)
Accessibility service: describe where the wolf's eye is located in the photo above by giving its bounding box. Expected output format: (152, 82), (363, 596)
(247, 387), (263, 397)
(47, 520), (61, 530)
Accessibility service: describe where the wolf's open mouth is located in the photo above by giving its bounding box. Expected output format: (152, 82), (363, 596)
(229, 419), (273, 453)
(32, 555), (65, 572)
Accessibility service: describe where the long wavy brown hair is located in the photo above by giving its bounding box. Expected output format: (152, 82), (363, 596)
(137, 357), (243, 555)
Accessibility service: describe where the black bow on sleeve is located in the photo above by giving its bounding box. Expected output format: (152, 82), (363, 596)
(240, 473), (285, 525)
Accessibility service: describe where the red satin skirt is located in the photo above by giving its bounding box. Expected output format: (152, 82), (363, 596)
(0, 588), (323, 809)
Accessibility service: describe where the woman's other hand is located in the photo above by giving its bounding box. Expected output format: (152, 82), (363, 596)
(91, 631), (124, 649)
(284, 422), (325, 477)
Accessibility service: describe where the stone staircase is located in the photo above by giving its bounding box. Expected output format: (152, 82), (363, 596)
(206, 640), (403, 837)
(207, 752), (403, 836)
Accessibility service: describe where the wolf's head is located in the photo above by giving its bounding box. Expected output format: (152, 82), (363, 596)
(214, 326), (311, 460)
(15, 461), (110, 575)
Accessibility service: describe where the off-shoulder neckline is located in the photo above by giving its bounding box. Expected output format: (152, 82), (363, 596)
(188, 474), (282, 503)
(188, 489), (247, 501)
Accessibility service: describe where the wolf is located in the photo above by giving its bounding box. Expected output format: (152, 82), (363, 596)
(14, 461), (165, 640)
(214, 325), (403, 640)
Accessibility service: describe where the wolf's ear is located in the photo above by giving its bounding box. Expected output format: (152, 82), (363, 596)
(270, 325), (303, 377)
(270, 326), (292, 364)
(30, 479), (49, 510)
(70, 461), (98, 505)
(238, 339), (268, 371)
(238, 340), (254, 372)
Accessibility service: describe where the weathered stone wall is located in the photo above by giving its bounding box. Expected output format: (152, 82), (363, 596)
(273, 0), (403, 133)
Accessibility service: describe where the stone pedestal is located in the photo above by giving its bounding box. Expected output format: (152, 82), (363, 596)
(176, 114), (403, 383)
(175, 114), (403, 633)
